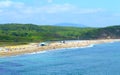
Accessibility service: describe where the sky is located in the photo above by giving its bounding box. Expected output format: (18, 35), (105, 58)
(0, 0), (120, 27)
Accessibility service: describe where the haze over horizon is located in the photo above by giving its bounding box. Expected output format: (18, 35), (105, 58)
(0, 0), (120, 27)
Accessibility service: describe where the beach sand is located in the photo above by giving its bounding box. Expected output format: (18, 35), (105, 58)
(0, 39), (120, 57)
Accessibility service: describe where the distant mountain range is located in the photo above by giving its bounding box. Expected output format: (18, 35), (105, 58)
(54, 23), (87, 28)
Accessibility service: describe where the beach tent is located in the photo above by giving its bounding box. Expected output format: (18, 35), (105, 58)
(39, 42), (48, 46)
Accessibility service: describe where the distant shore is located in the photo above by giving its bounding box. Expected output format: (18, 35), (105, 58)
(0, 39), (120, 57)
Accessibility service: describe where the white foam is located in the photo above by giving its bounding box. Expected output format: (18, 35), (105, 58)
(47, 44), (95, 51)
(26, 51), (47, 55)
(9, 44), (96, 57)
(109, 40), (120, 43)
(87, 44), (95, 48)
(79, 44), (94, 49)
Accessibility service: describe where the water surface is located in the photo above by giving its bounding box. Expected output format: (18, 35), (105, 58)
(0, 42), (120, 75)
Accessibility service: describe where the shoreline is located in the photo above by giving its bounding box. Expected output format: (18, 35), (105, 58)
(0, 39), (120, 57)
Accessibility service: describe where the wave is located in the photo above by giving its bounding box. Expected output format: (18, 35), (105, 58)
(49, 44), (95, 51)
(109, 40), (120, 43)
(3, 41), (119, 58)
(14, 44), (96, 57)
(10, 44), (96, 57)
(26, 42), (118, 55)
(26, 51), (47, 55)
(81, 44), (95, 48)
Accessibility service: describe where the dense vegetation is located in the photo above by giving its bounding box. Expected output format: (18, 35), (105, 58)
(0, 23), (120, 45)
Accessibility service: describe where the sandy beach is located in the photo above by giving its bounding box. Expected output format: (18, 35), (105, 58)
(0, 39), (120, 57)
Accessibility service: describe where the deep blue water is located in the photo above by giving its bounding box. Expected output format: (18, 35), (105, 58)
(0, 42), (120, 75)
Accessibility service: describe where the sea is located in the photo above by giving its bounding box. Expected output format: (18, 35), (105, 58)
(0, 42), (120, 75)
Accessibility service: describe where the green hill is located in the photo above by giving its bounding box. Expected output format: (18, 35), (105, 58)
(0, 24), (119, 45)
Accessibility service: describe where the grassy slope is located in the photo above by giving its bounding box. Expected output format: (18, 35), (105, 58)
(0, 24), (120, 46)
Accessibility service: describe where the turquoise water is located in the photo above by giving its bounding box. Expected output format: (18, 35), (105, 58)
(0, 42), (120, 75)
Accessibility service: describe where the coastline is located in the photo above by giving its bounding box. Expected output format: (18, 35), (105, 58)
(0, 39), (120, 57)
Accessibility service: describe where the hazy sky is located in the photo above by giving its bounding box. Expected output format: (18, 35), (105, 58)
(0, 0), (120, 27)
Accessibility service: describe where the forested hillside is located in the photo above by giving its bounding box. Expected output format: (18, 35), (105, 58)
(0, 24), (120, 44)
